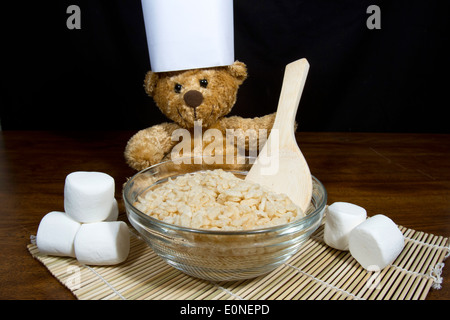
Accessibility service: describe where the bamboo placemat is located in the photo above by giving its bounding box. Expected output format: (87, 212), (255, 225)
(28, 220), (449, 300)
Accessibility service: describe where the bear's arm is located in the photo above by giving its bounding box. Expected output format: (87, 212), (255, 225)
(212, 113), (276, 152)
(216, 112), (276, 133)
(124, 122), (182, 171)
(215, 112), (299, 152)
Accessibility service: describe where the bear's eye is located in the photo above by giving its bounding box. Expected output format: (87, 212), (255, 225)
(199, 79), (208, 88)
(174, 83), (182, 93)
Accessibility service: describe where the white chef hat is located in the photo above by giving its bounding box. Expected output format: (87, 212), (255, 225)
(141, 0), (235, 73)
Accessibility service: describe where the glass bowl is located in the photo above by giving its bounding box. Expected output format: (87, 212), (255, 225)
(123, 156), (327, 281)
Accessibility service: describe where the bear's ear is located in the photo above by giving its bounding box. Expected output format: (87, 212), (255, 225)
(144, 71), (159, 97)
(227, 61), (248, 85)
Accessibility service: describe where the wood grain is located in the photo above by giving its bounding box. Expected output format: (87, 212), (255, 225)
(0, 131), (448, 299)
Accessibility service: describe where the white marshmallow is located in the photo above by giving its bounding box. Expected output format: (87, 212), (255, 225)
(74, 221), (130, 265)
(349, 214), (405, 270)
(64, 171), (115, 223)
(104, 198), (119, 222)
(324, 202), (367, 251)
(36, 211), (81, 257)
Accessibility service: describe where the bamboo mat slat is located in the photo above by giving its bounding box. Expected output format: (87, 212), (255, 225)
(28, 220), (449, 300)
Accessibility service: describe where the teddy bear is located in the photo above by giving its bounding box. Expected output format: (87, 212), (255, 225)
(124, 61), (277, 171)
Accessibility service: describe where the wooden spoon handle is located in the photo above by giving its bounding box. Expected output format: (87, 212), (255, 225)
(272, 59), (310, 144)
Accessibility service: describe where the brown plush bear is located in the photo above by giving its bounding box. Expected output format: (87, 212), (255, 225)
(124, 61), (276, 171)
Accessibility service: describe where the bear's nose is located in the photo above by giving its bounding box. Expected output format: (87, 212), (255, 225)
(184, 90), (203, 108)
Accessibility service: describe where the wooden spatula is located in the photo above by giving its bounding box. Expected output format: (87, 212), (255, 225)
(245, 58), (312, 213)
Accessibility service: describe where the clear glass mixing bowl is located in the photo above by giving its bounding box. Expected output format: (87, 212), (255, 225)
(123, 156), (327, 281)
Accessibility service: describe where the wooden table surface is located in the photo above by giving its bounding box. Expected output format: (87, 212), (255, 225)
(0, 130), (449, 300)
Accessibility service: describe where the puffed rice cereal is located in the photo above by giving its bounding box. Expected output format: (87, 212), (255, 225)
(134, 169), (305, 230)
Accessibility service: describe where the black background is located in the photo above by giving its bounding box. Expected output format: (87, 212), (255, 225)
(2, 0), (449, 132)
